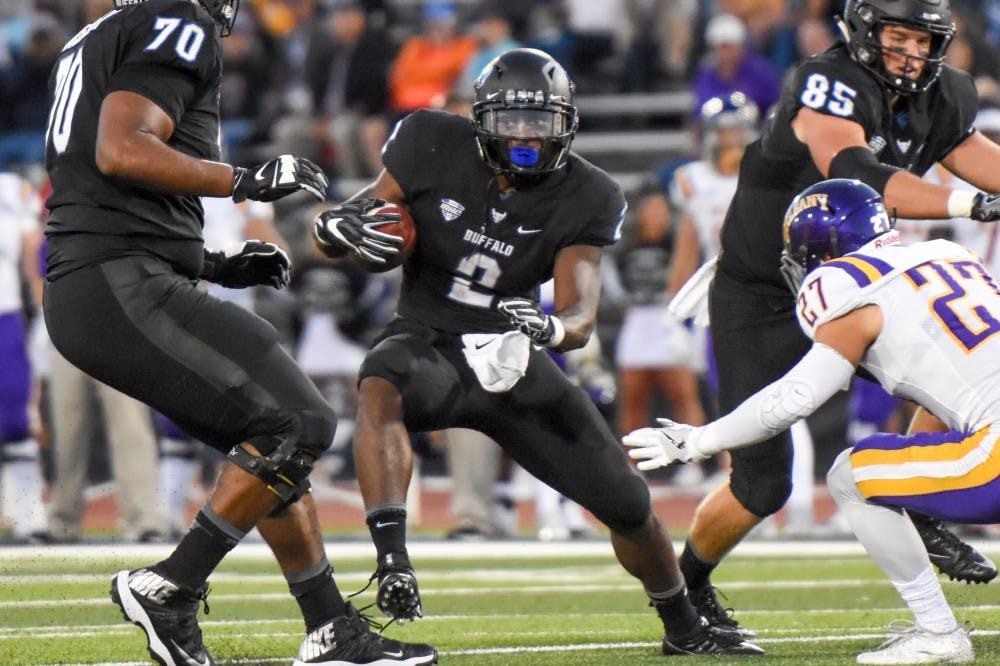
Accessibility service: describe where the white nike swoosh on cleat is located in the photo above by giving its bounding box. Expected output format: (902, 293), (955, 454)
(170, 639), (211, 666)
(382, 650), (404, 658)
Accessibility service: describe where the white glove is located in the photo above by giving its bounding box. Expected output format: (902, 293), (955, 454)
(622, 418), (709, 471)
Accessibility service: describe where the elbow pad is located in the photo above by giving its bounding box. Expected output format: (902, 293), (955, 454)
(828, 146), (900, 195)
(698, 343), (855, 455)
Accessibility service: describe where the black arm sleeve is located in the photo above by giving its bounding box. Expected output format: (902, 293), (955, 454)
(828, 146), (901, 195)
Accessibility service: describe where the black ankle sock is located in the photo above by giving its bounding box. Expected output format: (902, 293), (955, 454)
(679, 539), (717, 591)
(287, 560), (347, 633)
(366, 506), (408, 561)
(157, 507), (243, 591)
(650, 584), (701, 640)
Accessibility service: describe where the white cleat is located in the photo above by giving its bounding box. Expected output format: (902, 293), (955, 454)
(857, 621), (973, 664)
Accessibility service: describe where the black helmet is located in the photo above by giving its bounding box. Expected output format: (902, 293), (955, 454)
(839, 0), (955, 94)
(114, 0), (240, 37)
(472, 48), (578, 183)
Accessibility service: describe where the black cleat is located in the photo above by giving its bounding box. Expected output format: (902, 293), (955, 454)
(910, 512), (998, 584)
(110, 568), (214, 666)
(662, 617), (765, 656)
(292, 603), (437, 665)
(689, 584), (757, 638)
(363, 552), (423, 624)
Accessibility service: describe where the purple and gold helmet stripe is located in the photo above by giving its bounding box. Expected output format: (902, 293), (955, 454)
(823, 253), (892, 287)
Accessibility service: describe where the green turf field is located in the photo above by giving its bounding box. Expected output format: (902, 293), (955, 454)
(1, 541), (998, 665)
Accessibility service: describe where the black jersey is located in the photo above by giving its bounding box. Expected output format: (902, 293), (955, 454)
(719, 44), (978, 296)
(44, 1), (223, 279)
(381, 109), (626, 333)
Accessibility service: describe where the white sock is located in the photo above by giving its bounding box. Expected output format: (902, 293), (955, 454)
(787, 420), (815, 530)
(1, 439), (48, 536)
(828, 450), (956, 631)
(894, 566), (958, 633)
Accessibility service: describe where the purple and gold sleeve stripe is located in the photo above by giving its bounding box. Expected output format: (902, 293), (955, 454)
(850, 427), (1000, 497)
(823, 253), (894, 288)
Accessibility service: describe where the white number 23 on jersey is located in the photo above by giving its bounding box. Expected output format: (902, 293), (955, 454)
(800, 73), (857, 117)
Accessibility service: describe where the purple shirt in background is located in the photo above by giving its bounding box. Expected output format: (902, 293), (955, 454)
(693, 51), (782, 117)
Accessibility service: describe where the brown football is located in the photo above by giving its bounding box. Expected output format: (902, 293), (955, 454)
(355, 202), (416, 272)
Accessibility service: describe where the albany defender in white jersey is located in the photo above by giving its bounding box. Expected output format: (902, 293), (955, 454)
(627, 179), (1000, 521)
(626, 179), (995, 664)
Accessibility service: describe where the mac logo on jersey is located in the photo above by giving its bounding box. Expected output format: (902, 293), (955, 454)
(490, 208), (508, 223)
(896, 138), (912, 154)
(440, 199), (465, 221)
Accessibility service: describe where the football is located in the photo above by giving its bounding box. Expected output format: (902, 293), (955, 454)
(356, 202), (417, 272)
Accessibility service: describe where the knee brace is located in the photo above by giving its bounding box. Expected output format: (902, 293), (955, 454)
(229, 406), (336, 505)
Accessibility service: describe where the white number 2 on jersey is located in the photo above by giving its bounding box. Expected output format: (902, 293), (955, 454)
(800, 73), (857, 117)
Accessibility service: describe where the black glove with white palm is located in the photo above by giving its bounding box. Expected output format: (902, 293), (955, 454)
(622, 418), (711, 470)
(232, 155), (328, 203)
(201, 240), (290, 289)
(497, 296), (563, 347)
(313, 197), (404, 265)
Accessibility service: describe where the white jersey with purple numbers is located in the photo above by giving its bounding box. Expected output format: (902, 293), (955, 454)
(0, 174), (38, 315)
(670, 160), (737, 258)
(795, 239), (1000, 433)
(794, 239), (1000, 523)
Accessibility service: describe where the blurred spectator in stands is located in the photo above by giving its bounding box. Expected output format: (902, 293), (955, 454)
(218, 14), (274, 163)
(611, 183), (706, 451)
(0, 169), (49, 543)
(692, 13), (781, 117)
(563, 0), (627, 92)
(388, 1), (476, 120)
(456, 3), (519, 95)
(947, 7), (1000, 104)
(794, 15), (836, 60)
(304, 0), (394, 179)
(252, 0), (317, 38)
(525, 3), (575, 72)
(0, 14), (63, 168)
(78, 0), (112, 27)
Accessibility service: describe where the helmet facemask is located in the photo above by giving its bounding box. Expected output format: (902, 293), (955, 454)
(472, 49), (578, 186)
(839, 0), (954, 94)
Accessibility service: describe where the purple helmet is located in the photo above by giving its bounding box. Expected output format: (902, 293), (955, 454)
(780, 178), (898, 292)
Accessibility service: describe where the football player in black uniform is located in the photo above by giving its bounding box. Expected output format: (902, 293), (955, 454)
(42, 2), (436, 665)
(638, 0), (1000, 637)
(313, 48), (763, 657)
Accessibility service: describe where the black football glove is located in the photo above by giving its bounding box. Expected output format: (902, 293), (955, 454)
(201, 240), (290, 289)
(232, 155), (328, 203)
(971, 192), (1000, 222)
(497, 297), (557, 345)
(313, 198), (404, 265)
